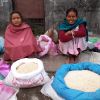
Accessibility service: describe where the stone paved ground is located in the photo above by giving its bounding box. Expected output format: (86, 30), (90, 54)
(1, 48), (100, 100)
(1, 51), (94, 100)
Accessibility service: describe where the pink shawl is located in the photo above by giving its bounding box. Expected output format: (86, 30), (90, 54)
(4, 23), (40, 61)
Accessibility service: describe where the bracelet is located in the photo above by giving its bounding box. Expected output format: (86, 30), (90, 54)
(71, 31), (74, 38)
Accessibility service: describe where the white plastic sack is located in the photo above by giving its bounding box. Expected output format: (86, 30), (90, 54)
(4, 58), (50, 88)
(41, 77), (64, 100)
(77, 51), (100, 64)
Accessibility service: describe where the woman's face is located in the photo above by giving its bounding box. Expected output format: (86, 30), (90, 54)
(66, 11), (77, 24)
(11, 13), (22, 26)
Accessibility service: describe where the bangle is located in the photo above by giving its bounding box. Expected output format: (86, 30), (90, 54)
(71, 31), (74, 38)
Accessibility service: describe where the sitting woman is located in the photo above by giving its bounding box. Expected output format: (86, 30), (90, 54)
(58, 8), (88, 63)
(4, 11), (40, 61)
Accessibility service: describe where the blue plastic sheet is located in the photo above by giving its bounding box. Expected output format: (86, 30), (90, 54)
(0, 37), (4, 53)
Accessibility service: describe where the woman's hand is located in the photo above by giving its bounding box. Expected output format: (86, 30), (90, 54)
(65, 30), (75, 38)
(71, 30), (75, 38)
(65, 31), (72, 35)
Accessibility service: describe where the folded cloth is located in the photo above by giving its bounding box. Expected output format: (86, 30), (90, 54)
(0, 82), (16, 100)
(0, 59), (10, 77)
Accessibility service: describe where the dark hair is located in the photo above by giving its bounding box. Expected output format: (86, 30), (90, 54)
(66, 8), (78, 17)
(10, 11), (23, 22)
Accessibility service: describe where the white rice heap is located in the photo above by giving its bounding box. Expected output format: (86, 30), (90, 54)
(16, 62), (38, 74)
(64, 70), (100, 92)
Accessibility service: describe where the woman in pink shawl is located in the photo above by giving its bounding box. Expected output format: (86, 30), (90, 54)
(4, 11), (40, 61)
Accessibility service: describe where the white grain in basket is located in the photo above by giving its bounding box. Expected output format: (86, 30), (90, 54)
(64, 70), (100, 92)
(16, 62), (38, 74)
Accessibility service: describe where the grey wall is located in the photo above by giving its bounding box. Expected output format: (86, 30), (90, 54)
(0, 0), (12, 33)
(44, 0), (100, 34)
(0, 0), (12, 21)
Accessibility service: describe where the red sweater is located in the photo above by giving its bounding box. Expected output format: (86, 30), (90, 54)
(58, 24), (86, 42)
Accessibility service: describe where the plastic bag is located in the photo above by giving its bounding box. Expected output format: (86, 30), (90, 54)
(38, 35), (58, 56)
(0, 81), (16, 100)
(41, 77), (64, 100)
(0, 59), (10, 77)
(0, 37), (4, 53)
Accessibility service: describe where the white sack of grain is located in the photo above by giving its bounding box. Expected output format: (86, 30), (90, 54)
(41, 77), (64, 100)
(64, 70), (100, 92)
(77, 52), (100, 64)
(4, 58), (50, 88)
